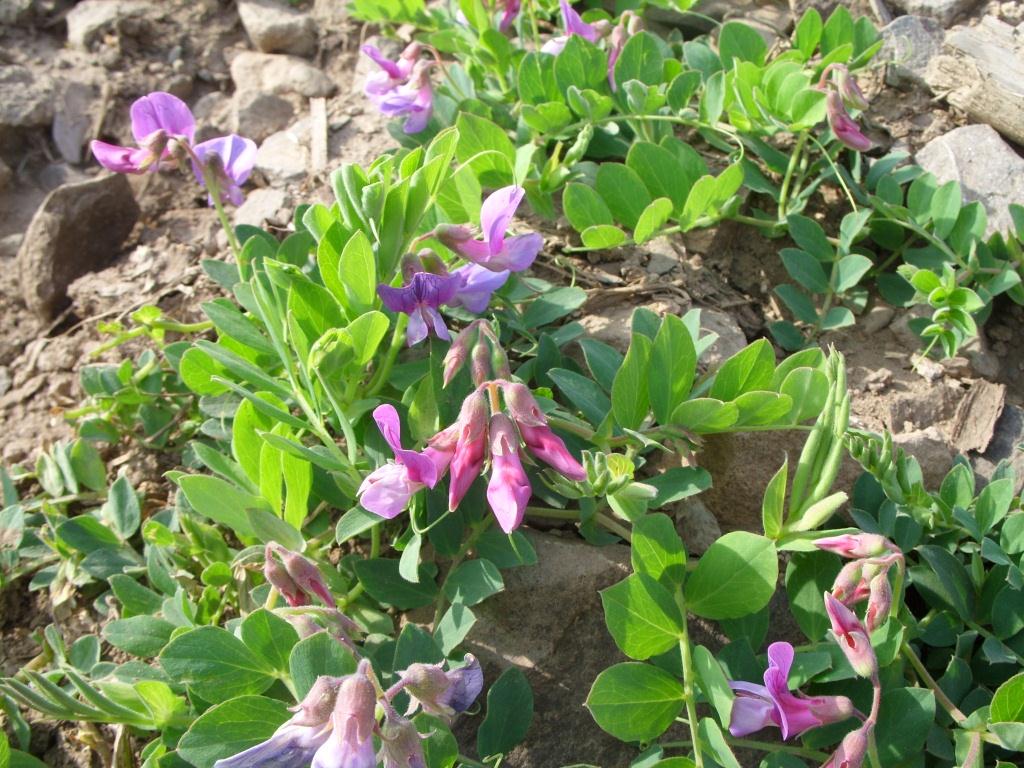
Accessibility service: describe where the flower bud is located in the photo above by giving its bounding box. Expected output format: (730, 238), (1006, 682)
(434, 223), (475, 252)
(864, 573), (892, 632)
(826, 91), (872, 152)
(836, 66), (869, 111)
(824, 592), (878, 679)
(491, 341), (511, 379)
(830, 561), (864, 603)
(470, 341), (491, 387)
(378, 708), (427, 768)
(289, 675), (343, 727)
(822, 724), (869, 768)
(503, 382), (547, 427)
(442, 322), (480, 387)
(626, 11), (643, 35)
(264, 544), (308, 607)
(449, 391), (489, 510)
(417, 248), (449, 276)
(273, 544), (337, 608)
(815, 533), (894, 559)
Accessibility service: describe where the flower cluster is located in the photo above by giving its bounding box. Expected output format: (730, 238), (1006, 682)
(215, 656), (482, 768)
(362, 43), (433, 134)
(358, 381), (585, 533)
(819, 64), (872, 152)
(816, 533), (902, 632)
(380, 185), (542, 346)
(90, 91), (256, 205)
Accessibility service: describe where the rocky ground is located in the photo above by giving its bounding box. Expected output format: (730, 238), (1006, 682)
(1, 0), (1024, 765)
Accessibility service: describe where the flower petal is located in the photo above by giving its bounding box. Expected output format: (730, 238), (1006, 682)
(502, 232), (543, 272)
(362, 44), (404, 79)
(560, 0), (598, 41)
(358, 464), (418, 519)
(480, 185), (525, 252)
(90, 140), (149, 173)
(728, 693), (777, 738)
(130, 91), (195, 144)
(449, 265), (509, 313)
(378, 284), (419, 314)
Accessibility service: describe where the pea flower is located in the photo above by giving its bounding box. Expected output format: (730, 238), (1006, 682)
(503, 382), (586, 480)
(826, 91), (872, 152)
(606, 12), (640, 90)
(91, 91), (195, 174)
(824, 592), (878, 679)
(448, 391), (490, 510)
(729, 642), (856, 740)
(541, 0), (599, 55)
(395, 654), (484, 718)
(264, 543), (337, 608)
(191, 134), (257, 206)
(814, 533), (895, 559)
(357, 404), (448, 518)
(363, 43), (433, 134)
(448, 264), (510, 313)
(864, 572), (892, 633)
(487, 413), (534, 533)
(435, 186), (543, 272)
(821, 724), (869, 768)
(378, 269), (458, 346)
(310, 665), (378, 768)
(499, 0), (520, 31)
(377, 707), (427, 768)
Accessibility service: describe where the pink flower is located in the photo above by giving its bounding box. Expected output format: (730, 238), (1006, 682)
(311, 664), (378, 768)
(486, 413), (533, 533)
(821, 724), (869, 768)
(499, 0), (520, 31)
(362, 44), (432, 134)
(91, 91), (195, 174)
(435, 186), (542, 272)
(814, 533), (895, 559)
(541, 0), (599, 55)
(729, 642), (856, 740)
(358, 405), (446, 519)
(824, 592), (878, 679)
(190, 134), (257, 206)
(448, 392), (489, 510)
(826, 91), (872, 152)
(864, 573), (892, 632)
(503, 382), (586, 481)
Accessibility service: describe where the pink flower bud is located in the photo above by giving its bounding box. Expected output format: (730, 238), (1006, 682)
(821, 724), (869, 768)
(288, 675), (343, 727)
(519, 423), (586, 481)
(443, 322), (480, 387)
(824, 592), (878, 679)
(837, 66), (869, 111)
(470, 341), (491, 387)
(487, 414), (533, 533)
(831, 561), (866, 604)
(864, 573), (892, 632)
(274, 545), (337, 608)
(264, 544), (309, 607)
(400, 655), (483, 718)
(377, 708), (427, 768)
(826, 91), (872, 152)
(449, 391), (489, 510)
(502, 382), (547, 427)
(434, 223), (475, 252)
(815, 533), (894, 559)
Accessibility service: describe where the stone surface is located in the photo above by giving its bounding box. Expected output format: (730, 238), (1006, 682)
(52, 81), (98, 165)
(673, 496), (721, 555)
(0, 159), (11, 191)
(577, 299), (685, 352)
(880, 15), (944, 88)
(892, 426), (957, 488)
(971, 404), (1024, 494)
(962, 335), (1001, 379)
(888, 0), (979, 26)
(0, 65), (54, 130)
(65, 0), (153, 50)
(238, 0), (316, 56)
(230, 51), (335, 97)
(862, 304), (896, 334)
(0, 0), (34, 25)
(231, 89), (295, 143)
(698, 307), (748, 370)
(18, 174), (140, 319)
(191, 91), (232, 141)
(254, 127), (308, 184)
(916, 124), (1024, 237)
(234, 187), (290, 228)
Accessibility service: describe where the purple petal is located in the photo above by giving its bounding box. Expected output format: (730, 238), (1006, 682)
(502, 233), (543, 271)
(402, 92), (432, 134)
(406, 310), (429, 346)
(213, 723), (327, 768)
(90, 140), (148, 173)
(378, 284), (419, 314)
(560, 0), (598, 41)
(372, 404), (406, 457)
(541, 36), (568, 55)
(362, 44), (404, 79)
(764, 642), (795, 690)
(410, 272), (458, 308)
(130, 91), (195, 144)
(439, 656), (484, 713)
(358, 464), (418, 518)
(421, 306), (451, 342)
(480, 185), (525, 251)
(728, 694), (777, 738)
(450, 264), (509, 313)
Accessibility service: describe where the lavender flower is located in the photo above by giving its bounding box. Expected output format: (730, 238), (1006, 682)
(91, 91), (195, 174)
(397, 654), (484, 718)
(191, 134), (257, 206)
(378, 270), (459, 346)
(362, 44), (433, 134)
(541, 0), (599, 55)
(377, 708), (427, 768)
(448, 264), (510, 313)
(729, 642), (856, 740)
(435, 186), (543, 272)
(499, 0), (521, 32)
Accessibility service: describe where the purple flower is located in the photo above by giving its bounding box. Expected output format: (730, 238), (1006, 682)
(826, 91), (872, 152)
(377, 708), (427, 768)
(448, 264), (510, 313)
(499, 0), (520, 31)
(398, 654), (484, 718)
(487, 413), (532, 533)
(824, 592), (878, 679)
(311, 665), (378, 768)
(363, 44), (433, 134)
(358, 405), (447, 518)
(541, 0), (599, 55)
(378, 270), (459, 346)
(729, 642), (856, 740)
(435, 186), (542, 272)
(90, 91), (196, 174)
(214, 722), (330, 768)
(191, 134), (257, 205)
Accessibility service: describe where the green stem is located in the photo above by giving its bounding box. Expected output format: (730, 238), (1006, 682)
(457, 755), (490, 768)
(210, 184), (240, 257)
(778, 132), (809, 221)
(662, 738), (829, 761)
(367, 315), (409, 397)
(525, 505), (577, 520)
(676, 594), (704, 768)
(432, 520), (491, 627)
(594, 512), (632, 542)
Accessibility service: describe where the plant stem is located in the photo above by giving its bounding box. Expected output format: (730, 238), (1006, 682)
(778, 132), (809, 221)
(210, 187), (240, 258)
(594, 512), (632, 542)
(676, 594), (704, 768)
(662, 738), (829, 761)
(367, 315), (409, 397)
(432, 519), (490, 627)
(457, 754), (490, 768)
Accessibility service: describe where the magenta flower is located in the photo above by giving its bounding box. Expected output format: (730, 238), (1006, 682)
(864, 573), (892, 632)
(826, 91), (872, 152)
(363, 44), (433, 134)
(191, 134), (257, 206)
(358, 405), (447, 518)
(378, 271), (459, 346)
(448, 264), (510, 313)
(91, 91), (195, 174)
(397, 654), (484, 718)
(499, 0), (520, 31)
(487, 413), (533, 533)
(503, 382), (586, 480)
(822, 724), (869, 768)
(448, 391), (489, 510)
(436, 186), (543, 272)
(541, 0), (599, 55)
(824, 592), (878, 679)
(265, 543), (338, 608)
(814, 533), (894, 559)
(729, 642), (855, 740)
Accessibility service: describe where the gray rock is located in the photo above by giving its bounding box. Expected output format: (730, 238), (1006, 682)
(962, 335), (1001, 379)
(0, 65), (54, 129)
(644, 237), (679, 276)
(231, 89), (295, 143)
(312, 0), (347, 28)
(238, 0), (316, 56)
(892, 426), (956, 488)
(880, 15), (944, 88)
(230, 51), (335, 97)
(65, 0), (153, 50)
(234, 187), (290, 228)
(888, 0), (979, 26)
(862, 304), (896, 334)
(0, 0), (34, 25)
(971, 404), (1024, 494)
(0, 158), (11, 191)
(254, 127), (308, 184)
(52, 81), (99, 165)
(673, 496), (721, 555)
(698, 307), (748, 370)
(18, 174), (140, 318)
(916, 124), (1024, 237)
(0, 233), (22, 260)
(191, 91), (232, 142)
(577, 299), (686, 352)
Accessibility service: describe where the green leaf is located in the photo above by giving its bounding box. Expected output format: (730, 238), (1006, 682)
(160, 627), (275, 702)
(455, 112), (514, 187)
(762, 459), (787, 539)
(787, 214), (833, 261)
(601, 573), (684, 659)
(930, 180), (962, 240)
(102, 616), (175, 658)
(718, 21), (768, 67)
(353, 558), (438, 609)
(477, 668), (533, 758)
(435, 604), (477, 655)
(288, 631), (357, 698)
(685, 532), (778, 619)
(698, 717), (741, 768)
(820, 306), (854, 330)
(517, 52), (558, 105)
(56, 516), (120, 553)
(240, 609), (299, 674)
(780, 368), (829, 423)
(781, 248), (830, 293)
(992, 673), (1024, 722)
(177, 475), (271, 539)
(872, 687), (936, 764)
(443, 558), (504, 606)
(693, 645), (734, 729)
(564, 183), (614, 232)
(522, 286), (587, 328)
(917, 545), (974, 621)
(785, 550), (842, 641)
(976, 478), (1014, 533)
(581, 224), (628, 249)
(555, 35), (608, 96)
(732, 391), (793, 427)
(69, 439), (106, 491)
(627, 143), (689, 212)
(340, 230), (377, 314)
(647, 467), (711, 507)
(669, 398), (738, 432)
(587, 662), (685, 742)
(709, 339), (776, 401)
(109, 575), (164, 616)
(611, 332), (652, 430)
(633, 198), (674, 244)
(649, 314), (697, 424)
(834, 254), (873, 293)
(632, 514), (686, 587)
(793, 9), (823, 58)
(549, 368), (612, 427)
(177, 696), (290, 768)
(596, 163), (653, 230)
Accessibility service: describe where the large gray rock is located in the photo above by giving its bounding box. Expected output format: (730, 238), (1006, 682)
(230, 51), (334, 97)
(231, 89), (295, 143)
(888, 0), (978, 26)
(0, 0), (34, 25)
(893, 426), (957, 489)
(18, 174), (139, 318)
(880, 15), (944, 88)
(254, 127), (308, 184)
(52, 81), (99, 165)
(915, 124), (1024, 237)
(238, 0), (316, 56)
(698, 307), (748, 370)
(234, 187), (290, 228)
(971, 404), (1024, 494)
(0, 65), (54, 130)
(65, 0), (154, 50)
